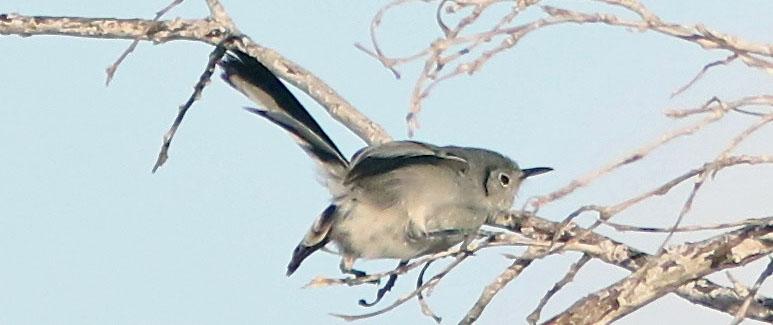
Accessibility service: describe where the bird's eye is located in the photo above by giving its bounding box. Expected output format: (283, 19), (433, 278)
(498, 173), (511, 186)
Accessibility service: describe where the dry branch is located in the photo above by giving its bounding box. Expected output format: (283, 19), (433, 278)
(0, 12), (391, 154)
(357, 0), (772, 133)
(545, 223), (773, 324)
(488, 211), (773, 323)
(2, 1), (773, 323)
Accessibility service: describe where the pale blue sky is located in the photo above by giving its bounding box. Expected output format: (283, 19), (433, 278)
(2, 1), (772, 324)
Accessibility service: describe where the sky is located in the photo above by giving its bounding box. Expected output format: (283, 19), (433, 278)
(1, 1), (772, 324)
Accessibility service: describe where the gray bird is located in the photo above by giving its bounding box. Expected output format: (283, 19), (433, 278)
(219, 50), (551, 286)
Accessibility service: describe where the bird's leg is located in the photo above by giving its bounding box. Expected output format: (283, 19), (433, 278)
(416, 260), (442, 323)
(457, 233), (477, 257)
(417, 260), (432, 286)
(339, 256), (379, 284)
(359, 260), (408, 307)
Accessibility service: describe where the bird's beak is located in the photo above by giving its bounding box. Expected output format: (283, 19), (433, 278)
(521, 167), (553, 179)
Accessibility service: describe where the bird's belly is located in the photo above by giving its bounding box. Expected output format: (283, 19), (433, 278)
(330, 207), (418, 260)
(330, 203), (465, 260)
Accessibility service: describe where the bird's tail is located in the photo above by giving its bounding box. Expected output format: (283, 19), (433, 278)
(219, 50), (349, 178)
(286, 204), (338, 276)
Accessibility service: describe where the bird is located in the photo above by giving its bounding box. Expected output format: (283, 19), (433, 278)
(218, 49), (551, 300)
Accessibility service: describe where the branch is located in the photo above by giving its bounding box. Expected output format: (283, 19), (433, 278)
(0, 14), (227, 42)
(357, 0), (773, 129)
(231, 40), (392, 146)
(731, 258), (773, 325)
(486, 212), (773, 323)
(105, 0), (185, 85)
(460, 247), (538, 325)
(0, 12), (391, 150)
(331, 253), (468, 321)
(153, 44), (227, 172)
(4, 3), (772, 323)
(527, 254), (592, 324)
(545, 223), (773, 325)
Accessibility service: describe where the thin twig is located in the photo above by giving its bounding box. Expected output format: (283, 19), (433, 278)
(531, 96), (731, 211)
(716, 113), (773, 160)
(602, 216), (773, 233)
(304, 232), (508, 289)
(488, 210), (773, 322)
(671, 54), (738, 98)
(204, 0), (235, 27)
(105, 0), (184, 85)
(656, 175), (705, 252)
(546, 223), (773, 324)
(357, 0), (772, 130)
(304, 248), (459, 289)
(331, 254), (468, 321)
(460, 246), (541, 325)
(596, 155), (773, 223)
(152, 45), (227, 172)
(731, 258), (773, 325)
(666, 95), (773, 118)
(526, 254), (592, 324)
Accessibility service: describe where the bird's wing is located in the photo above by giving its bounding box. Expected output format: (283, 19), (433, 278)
(344, 141), (469, 185)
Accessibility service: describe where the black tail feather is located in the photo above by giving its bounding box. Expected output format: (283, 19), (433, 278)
(286, 237), (330, 276)
(219, 51), (348, 176)
(286, 204), (338, 276)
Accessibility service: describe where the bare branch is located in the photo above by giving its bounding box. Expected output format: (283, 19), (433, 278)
(531, 97), (732, 210)
(666, 95), (773, 118)
(225, 37), (393, 145)
(609, 155), (773, 218)
(545, 223), (773, 325)
(527, 254), (592, 324)
(731, 258), (773, 325)
(602, 216), (773, 233)
(153, 45), (227, 172)
(670, 54), (738, 98)
(356, 0), (773, 129)
(488, 211), (773, 322)
(717, 113), (773, 160)
(303, 243), (469, 289)
(4, 2), (772, 323)
(0, 14), (229, 42)
(204, 0), (235, 28)
(330, 254), (468, 321)
(105, 0), (184, 85)
(460, 247), (539, 324)
(543, 4), (773, 60)
(0, 13), (391, 147)
(656, 174), (705, 252)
